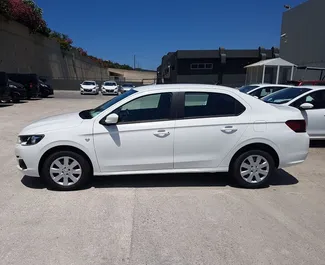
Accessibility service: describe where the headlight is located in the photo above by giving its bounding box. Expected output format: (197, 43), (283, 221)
(9, 84), (17, 89)
(18, 135), (44, 146)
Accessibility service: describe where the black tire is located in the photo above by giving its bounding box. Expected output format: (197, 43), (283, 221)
(12, 98), (20, 103)
(40, 150), (92, 191)
(230, 150), (275, 188)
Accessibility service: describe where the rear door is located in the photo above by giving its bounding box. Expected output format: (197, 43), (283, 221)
(290, 89), (325, 137)
(173, 91), (249, 170)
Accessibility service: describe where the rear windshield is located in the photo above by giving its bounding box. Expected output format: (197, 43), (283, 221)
(262, 87), (311, 104)
(239, 85), (259, 93)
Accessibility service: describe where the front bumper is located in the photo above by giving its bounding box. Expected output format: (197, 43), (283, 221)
(101, 89), (118, 94)
(81, 89), (98, 94)
(15, 144), (40, 177)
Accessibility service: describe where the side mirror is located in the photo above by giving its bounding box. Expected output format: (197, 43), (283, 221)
(254, 96), (259, 99)
(300, 102), (314, 110)
(100, 113), (119, 125)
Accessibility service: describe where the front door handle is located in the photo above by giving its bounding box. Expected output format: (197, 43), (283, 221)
(221, 126), (238, 134)
(153, 129), (170, 138)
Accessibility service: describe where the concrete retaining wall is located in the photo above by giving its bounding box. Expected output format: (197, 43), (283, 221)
(0, 15), (108, 82)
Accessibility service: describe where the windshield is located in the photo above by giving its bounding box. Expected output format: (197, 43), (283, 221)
(80, 89), (137, 118)
(104, 82), (116, 86)
(83, 81), (95, 86)
(122, 83), (133, 87)
(262, 87), (311, 104)
(239, 85), (259, 93)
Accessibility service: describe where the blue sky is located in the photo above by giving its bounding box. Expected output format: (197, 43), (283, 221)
(36, 0), (302, 70)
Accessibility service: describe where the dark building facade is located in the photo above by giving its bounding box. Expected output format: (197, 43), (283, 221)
(280, 0), (325, 80)
(157, 47), (279, 87)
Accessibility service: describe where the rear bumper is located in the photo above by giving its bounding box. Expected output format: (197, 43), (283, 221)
(278, 133), (310, 168)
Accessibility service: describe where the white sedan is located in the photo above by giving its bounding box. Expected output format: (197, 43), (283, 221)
(101, 81), (119, 95)
(263, 86), (325, 140)
(80, 81), (99, 95)
(239, 84), (291, 99)
(15, 84), (309, 190)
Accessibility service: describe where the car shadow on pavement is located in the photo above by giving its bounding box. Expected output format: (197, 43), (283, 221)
(310, 140), (325, 148)
(21, 169), (298, 190)
(0, 103), (13, 108)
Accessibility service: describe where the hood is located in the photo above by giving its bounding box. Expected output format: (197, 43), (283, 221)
(20, 112), (83, 135)
(102, 85), (118, 88)
(81, 85), (96, 89)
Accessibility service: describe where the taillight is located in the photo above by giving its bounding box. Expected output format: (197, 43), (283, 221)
(286, 120), (306, 133)
(29, 82), (33, 88)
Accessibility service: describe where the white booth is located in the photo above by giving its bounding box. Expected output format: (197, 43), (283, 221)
(244, 58), (296, 85)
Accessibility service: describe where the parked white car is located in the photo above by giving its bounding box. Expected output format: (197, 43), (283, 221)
(16, 84), (309, 190)
(101, 81), (119, 95)
(120, 83), (135, 93)
(80, 81), (99, 95)
(239, 84), (291, 99)
(263, 86), (325, 140)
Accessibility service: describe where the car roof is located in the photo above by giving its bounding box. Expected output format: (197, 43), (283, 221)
(297, 85), (325, 90)
(104, 80), (116, 83)
(83, 80), (96, 82)
(246, 83), (291, 87)
(134, 83), (243, 94)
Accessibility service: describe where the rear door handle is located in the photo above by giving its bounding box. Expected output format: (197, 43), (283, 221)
(153, 129), (170, 138)
(221, 126), (238, 134)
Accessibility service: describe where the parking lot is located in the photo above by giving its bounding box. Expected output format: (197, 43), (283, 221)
(1, 92), (325, 265)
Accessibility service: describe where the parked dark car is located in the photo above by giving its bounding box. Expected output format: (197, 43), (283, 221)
(39, 79), (54, 98)
(7, 73), (40, 99)
(8, 79), (27, 103)
(0, 72), (12, 102)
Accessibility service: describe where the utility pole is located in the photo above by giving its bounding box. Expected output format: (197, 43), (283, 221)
(133, 55), (136, 69)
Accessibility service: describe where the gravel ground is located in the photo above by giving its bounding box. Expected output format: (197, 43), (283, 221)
(1, 92), (325, 265)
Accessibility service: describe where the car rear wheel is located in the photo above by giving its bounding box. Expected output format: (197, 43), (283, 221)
(230, 150), (275, 188)
(41, 150), (92, 191)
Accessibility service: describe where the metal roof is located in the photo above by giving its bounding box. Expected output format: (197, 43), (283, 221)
(245, 58), (296, 68)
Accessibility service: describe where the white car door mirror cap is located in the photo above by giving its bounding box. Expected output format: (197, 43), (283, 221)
(102, 113), (119, 125)
(300, 103), (314, 109)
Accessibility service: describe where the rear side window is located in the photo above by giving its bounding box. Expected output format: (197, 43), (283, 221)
(183, 92), (245, 118)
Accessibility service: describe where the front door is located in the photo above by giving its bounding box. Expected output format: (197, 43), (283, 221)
(290, 90), (325, 137)
(174, 92), (249, 169)
(93, 92), (175, 173)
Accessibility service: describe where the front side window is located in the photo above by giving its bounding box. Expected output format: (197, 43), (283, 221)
(291, 90), (325, 109)
(113, 93), (173, 123)
(183, 92), (245, 118)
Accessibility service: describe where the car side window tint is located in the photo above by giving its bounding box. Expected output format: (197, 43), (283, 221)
(291, 90), (325, 109)
(183, 92), (245, 118)
(114, 93), (172, 123)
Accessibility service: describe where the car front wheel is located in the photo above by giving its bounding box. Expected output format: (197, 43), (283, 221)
(40, 150), (92, 190)
(230, 150), (275, 188)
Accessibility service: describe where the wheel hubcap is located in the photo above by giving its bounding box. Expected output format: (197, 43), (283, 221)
(240, 155), (269, 184)
(49, 156), (82, 186)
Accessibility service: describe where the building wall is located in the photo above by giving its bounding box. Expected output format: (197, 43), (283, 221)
(280, 0), (325, 79)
